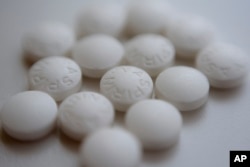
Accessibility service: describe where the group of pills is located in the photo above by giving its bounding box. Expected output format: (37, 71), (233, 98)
(1, 0), (249, 167)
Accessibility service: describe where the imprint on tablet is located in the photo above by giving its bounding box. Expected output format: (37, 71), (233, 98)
(62, 76), (74, 86)
(48, 81), (59, 91)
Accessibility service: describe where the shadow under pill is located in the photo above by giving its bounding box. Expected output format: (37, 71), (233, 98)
(22, 51), (37, 69)
(181, 104), (207, 126)
(174, 56), (195, 67)
(0, 129), (57, 154)
(209, 84), (246, 102)
(81, 76), (100, 92)
(143, 141), (180, 164)
(58, 130), (81, 153)
(114, 111), (126, 126)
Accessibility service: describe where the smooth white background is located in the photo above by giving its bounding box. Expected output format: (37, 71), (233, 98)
(0, 0), (249, 167)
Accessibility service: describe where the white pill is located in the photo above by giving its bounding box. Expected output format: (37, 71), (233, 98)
(100, 66), (153, 112)
(155, 66), (209, 111)
(80, 128), (142, 167)
(72, 34), (124, 78)
(0, 91), (57, 141)
(29, 56), (82, 102)
(126, 0), (174, 36)
(76, 3), (126, 38)
(125, 99), (182, 150)
(124, 34), (175, 77)
(168, 15), (216, 59)
(196, 43), (249, 88)
(58, 91), (114, 140)
(22, 22), (75, 61)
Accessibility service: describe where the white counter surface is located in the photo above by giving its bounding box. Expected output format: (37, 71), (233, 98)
(0, 0), (249, 166)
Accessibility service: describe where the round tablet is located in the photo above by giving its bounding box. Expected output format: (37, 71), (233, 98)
(196, 43), (249, 88)
(72, 34), (124, 78)
(100, 66), (153, 112)
(0, 91), (57, 141)
(22, 22), (75, 61)
(167, 15), (215, 59)
(126, 0), (173, 36)
(155, 66), (209, 111)
(125, 99), (182, 150)
(58, 91), (115, 140)
(29, 56), (82, 102)
(124, 34), (175, 77)
(75, 3), (126, 38)
(80, 128), (142, 167)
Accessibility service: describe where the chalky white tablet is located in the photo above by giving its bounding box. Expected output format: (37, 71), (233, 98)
(100, 66), (153, 112)
(167, 15), (215, 59)
(29, 56), (82, 101)
(125, 99), (182, 150)
(125, 34), (175, 77)
(155, 66), (209, 111)
(126, 0), (174, 36)
(196, 43), (249, 88)
(58, 91), (114, 140)
(72, 34), (124, 78)
(22, 22), (75, 61)
(80, 128), (142, 167)
(76, 3), (126, 38)
(0, 91), (57, 141)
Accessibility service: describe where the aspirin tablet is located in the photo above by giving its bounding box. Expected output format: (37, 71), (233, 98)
(80, 128), (142, 167)
(155, 66), (209, 111)
(124, 34), (175, 77)
(100, 66), (153, 112)
(125, 99), (182, 150)
(0, 91), (57, 141)
(22, 22), (75, 61)
(126, 0), (174, 36)
(75, 3), (126, 38)
(72, 34), (124, 78)
(168, 15), (216, 59)
(29, 56), (82, 102)
(58, 91), (114, 140)
(196, 43), (249, 88)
